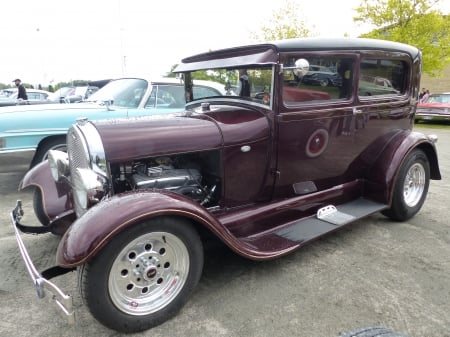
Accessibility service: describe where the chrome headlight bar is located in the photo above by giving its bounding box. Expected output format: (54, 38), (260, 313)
(48, 150), (70, 182)
(72, 168), (107, 217)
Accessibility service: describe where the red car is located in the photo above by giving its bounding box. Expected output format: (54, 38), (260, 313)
(415, 92), (450, 122)
(11, 38), (441, 333)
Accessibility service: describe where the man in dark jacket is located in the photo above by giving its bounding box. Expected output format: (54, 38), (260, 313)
(13, 79), (28, 100)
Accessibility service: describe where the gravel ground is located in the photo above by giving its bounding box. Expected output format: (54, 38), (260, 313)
(0, 125), (449, 337)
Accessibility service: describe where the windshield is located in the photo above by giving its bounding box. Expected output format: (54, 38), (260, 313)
(87, 78), (149, 108)
(426, 94), (450, 103)
(186, 66), (274, 107)
(48, 87), (75, 101)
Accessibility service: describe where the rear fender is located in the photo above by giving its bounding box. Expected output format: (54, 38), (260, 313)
(19, 161), (73, 222)
(365, 130), (441, 204)
(56, 190), (237, 267)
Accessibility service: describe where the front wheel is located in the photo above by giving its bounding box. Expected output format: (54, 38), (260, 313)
(33, 188), (49, 226)
(80, 217), (204, 333)
(319, 78), (330, 86)
(382, 149), (430, 221)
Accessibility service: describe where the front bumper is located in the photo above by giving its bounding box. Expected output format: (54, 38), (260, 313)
(10, 200), (75, 324)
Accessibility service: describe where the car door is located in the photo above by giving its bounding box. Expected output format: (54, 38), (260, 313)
(274, 51), (413, 198)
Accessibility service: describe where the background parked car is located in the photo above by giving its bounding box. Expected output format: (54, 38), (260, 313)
(0, 88), (54, 107)
(415, 92), (450, 123)
(48, 85), (99, 103)
(0, 77), (228, 169)
(301, 64), (342, 87)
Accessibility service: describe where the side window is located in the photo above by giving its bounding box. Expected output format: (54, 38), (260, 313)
(282, 56), (354, 105)
(145, 85), (185, 109)
(193, 86), (221, 99)
(358, 58), (406, 97)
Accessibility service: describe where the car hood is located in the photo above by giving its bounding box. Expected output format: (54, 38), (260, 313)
(94, 114), (223, 163)
(93, 105), (270, 163)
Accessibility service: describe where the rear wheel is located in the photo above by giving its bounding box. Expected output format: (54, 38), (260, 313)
(80, 217), (204, 333)
(382, 149), (430, 221)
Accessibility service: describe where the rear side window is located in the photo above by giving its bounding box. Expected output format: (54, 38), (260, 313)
(281, 55), (354, 105)
(358, 58), (406, 97)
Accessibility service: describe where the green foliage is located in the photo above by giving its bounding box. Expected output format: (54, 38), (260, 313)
(354, 0), (450, 76)
(251, 0), (313, 42)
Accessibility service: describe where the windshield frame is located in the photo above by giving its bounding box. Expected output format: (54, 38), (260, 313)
(87, 78), (149, 108)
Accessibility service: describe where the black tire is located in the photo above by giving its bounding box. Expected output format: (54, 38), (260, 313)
(382, 149), (430, 221)
(80, 216), (204, 333)
(30, 136), (67, 168)
(338, 326), (407, 337)
(33, 188), (50, 226)
(320, 78), (330, 86)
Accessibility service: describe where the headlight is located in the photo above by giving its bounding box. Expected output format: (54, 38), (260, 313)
(47, 150), (69, 182)
(72, 168), (106, 217)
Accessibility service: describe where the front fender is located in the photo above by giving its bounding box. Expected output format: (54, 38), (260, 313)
(19, 160), (73, 223)
(56, 190), (231, 267)
(365, 130), (441, 204)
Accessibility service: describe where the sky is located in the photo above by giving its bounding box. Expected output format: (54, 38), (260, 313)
(1, 0), (450, 87)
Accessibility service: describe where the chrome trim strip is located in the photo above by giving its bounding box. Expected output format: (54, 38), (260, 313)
(10, 200), (74, 324)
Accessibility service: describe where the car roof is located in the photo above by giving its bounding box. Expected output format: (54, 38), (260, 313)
(174, 37), (420, 72)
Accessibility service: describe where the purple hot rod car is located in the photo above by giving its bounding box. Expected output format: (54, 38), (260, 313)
(11, 37), (440, 333)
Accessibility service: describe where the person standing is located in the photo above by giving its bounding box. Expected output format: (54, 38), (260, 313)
(421, 89), (430, 103)
(238, 69), (250, 97)
(419, 87), (426, 101)
(13, 79), (28, 100)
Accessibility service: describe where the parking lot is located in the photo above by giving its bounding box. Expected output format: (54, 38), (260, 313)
(0, 125), (449, 337)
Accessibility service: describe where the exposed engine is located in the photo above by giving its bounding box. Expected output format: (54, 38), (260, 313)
(112, 155), (219, 206)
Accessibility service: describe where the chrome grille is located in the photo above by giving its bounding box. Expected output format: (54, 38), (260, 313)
(67, 126), (90, 172)
(67, 120), (108, 218)
(67, 125), (90, 216)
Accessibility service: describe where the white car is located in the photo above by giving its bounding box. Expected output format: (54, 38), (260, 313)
(0, 88), (53, 107)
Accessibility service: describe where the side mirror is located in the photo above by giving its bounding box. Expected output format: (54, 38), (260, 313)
(281, 58), (310, 78)
(293, 58), (310, 77)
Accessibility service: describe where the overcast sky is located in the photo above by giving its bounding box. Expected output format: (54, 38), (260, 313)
(1, 0), (449, 86)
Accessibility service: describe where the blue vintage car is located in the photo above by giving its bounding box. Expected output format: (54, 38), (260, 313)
(0, 77), (226, 169)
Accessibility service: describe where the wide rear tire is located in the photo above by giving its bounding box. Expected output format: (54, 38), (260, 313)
(80, 216), (203, 333)
(382, 149), (430, 221)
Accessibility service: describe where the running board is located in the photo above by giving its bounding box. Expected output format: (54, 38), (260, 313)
(275, 198), (387, 243)
(238, 198), (387, 255)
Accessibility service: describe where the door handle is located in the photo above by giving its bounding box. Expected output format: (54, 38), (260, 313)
(353, 107), (363, 115)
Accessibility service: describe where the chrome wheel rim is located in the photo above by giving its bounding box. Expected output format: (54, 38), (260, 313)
(109, 231), (189, 315)
(403, 162), (426, 207)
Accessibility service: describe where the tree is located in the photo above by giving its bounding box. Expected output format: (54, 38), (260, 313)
(354, 0), (450, 76)
(251, 0), (314, 42)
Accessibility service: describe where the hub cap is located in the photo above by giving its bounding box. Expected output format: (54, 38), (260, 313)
(108, 231), (189, 315)
(403, 162), (426, 207)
